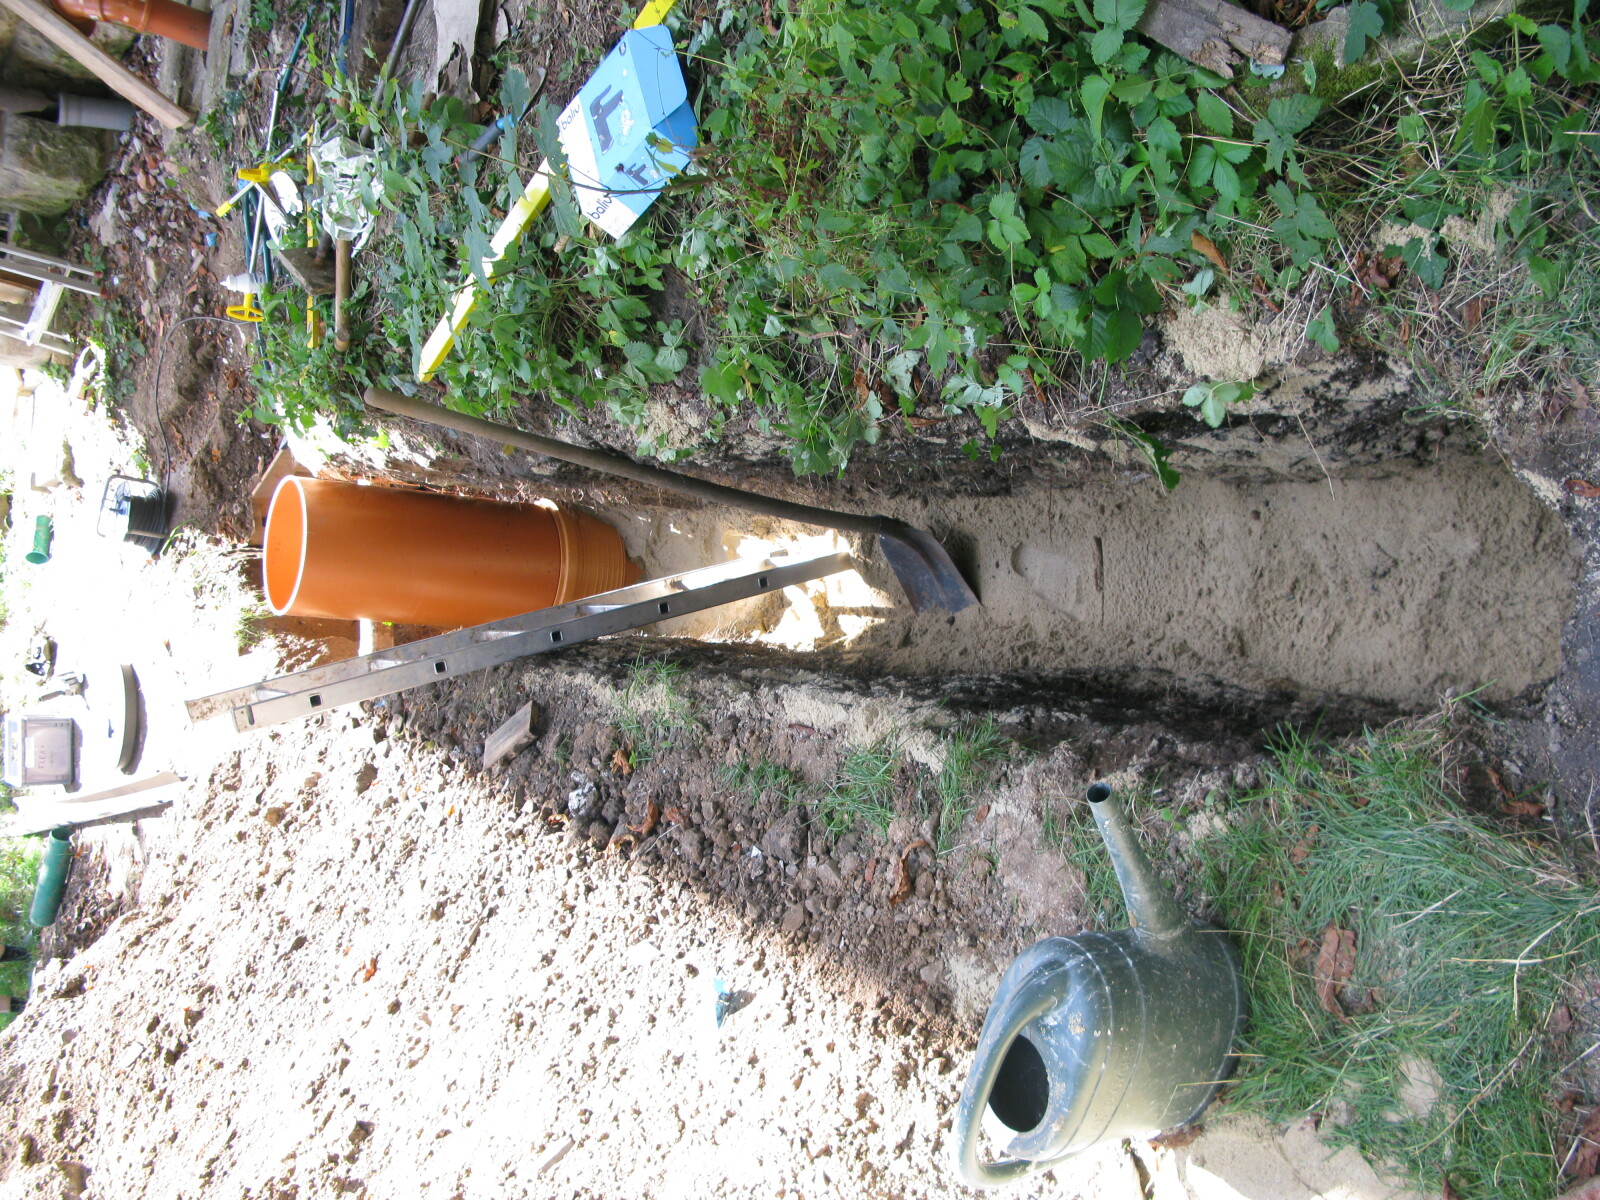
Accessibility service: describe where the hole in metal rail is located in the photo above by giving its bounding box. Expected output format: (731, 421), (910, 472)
(309, 695), (322, 708)
(434, 661), (447, 674)
(550, 630), (562, 643)
(758, 575), (768, 587)
(658, 601), (670, 614)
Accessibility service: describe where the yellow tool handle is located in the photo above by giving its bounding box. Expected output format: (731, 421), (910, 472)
(414, 0), (680, 381)
(416, 163), (553, 380)
(226, 294), (264, 323)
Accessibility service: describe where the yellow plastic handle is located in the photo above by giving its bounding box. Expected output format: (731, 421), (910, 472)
(226, 294), (265, 323)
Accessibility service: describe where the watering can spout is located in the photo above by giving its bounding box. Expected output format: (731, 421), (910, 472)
(1086, 782), (1191, 942)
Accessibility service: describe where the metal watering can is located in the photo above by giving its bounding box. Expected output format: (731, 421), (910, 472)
(953, 783), (1246, 1187)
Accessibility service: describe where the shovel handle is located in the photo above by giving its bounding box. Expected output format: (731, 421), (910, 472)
(362, 386), (900, 540)
(333, 238), (351, 351)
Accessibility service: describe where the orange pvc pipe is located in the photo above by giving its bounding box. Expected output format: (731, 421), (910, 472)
(53, 0), (211, 51)
(263, 478), (638, 627)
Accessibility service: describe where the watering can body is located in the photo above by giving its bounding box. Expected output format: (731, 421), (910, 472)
(954, 784), (1246, 1187)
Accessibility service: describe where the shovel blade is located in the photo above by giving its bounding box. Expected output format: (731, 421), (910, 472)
(876, 527), (980, 614)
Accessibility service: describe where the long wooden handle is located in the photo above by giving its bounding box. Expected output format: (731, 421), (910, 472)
(362, 385), (899, 539)
(333, 239), (351, 352)
(0, 0), (193, 129)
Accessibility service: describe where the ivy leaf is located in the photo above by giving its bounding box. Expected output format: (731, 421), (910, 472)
(1195, 90), (1233, 134)
(1343, 0), (1387, 66)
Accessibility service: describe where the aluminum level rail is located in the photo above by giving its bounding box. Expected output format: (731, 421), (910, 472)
(187, 551), (855, 732)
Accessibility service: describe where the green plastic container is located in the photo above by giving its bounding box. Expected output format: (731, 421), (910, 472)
(953, 784), (1247, 1187)
(24, 515), (51, 565)
(29, 829), (73, 928)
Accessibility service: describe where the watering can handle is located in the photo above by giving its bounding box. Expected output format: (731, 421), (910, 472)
(951, 973), (1063, 1189)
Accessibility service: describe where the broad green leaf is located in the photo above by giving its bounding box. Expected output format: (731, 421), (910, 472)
(1195, 91), (1233, 134)
(1527, 255), (1561, 298)
(1091, 26), (1124, 64)
(949, 211), (984, 241)
(1307, 306), (1339, 352)
(947, 73), (974, 102)
(1015, 3), (1049, 39)
(818, 263), (866, 292)
(1110, 418), (1181, 490)
(1082, 75), (1113, 138)
(1342, 0), (1387, 65)
(1266, 94), (1322, 135)
(1028, 95), (1076, 134)
(1145, 116), (1182, 156)
(1538, 24), (1573, 74)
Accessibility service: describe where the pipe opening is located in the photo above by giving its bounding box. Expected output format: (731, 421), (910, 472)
(1086, 782), (1112, 804)
(988, 1034), (1050, 1133)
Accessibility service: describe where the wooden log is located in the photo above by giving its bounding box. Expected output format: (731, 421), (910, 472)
(0, 0), (193, 130)
(1137, 0), (1293, 78)
(483, 701), (540, 773)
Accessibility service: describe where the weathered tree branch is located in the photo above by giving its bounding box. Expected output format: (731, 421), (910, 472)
(1137, 0), (1294, 79)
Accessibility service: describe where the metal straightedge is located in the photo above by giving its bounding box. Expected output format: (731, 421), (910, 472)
(186, 551), (855, 732)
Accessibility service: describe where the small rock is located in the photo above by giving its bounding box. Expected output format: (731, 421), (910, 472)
(566, 773), (597, 819)
(813, 859), (844, 892)
(675, 827), (705, 862)
(586, 820), (612, 847)
(838, 852), (862, 880)
(918, 961), (943, 985)
(353, 763), (378, 794)
(759, 810), (803, 863)
(263, 806), (286, 827)
(779, 904), (806, 934)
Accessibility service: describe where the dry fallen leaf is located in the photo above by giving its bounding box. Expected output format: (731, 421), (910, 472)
(610, 747), (633, 777)
(1149, 1124), (1203, 1149)
(887, 839), (931, 907)
(973, 804), (990, 823)
(1288, 823), (1319, 865)
(1313, 923), (1358, 1020)
(1569, 1106), (1600, 1179)
(1485, 763), (1515, 802)
(1500, 797), (1547, 818)
(662, 806), (688, 825)
(627, 800), (661, 838)
(1551, 1005), (1574, 1034)
(1563, 478), (1600, 499)
(362, 957), (378, 982)
(1459, 297), (1486, 331)
(1441, 1176), (1460, 1200)
(1191, 230), (1228, 272)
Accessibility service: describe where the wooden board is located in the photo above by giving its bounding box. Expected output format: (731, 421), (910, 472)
(483, 701), (540, 773)
(1137, 0), (1292, 78)
(0, 0), (193, 129)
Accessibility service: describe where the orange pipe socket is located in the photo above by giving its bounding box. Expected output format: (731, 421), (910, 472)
(53, 0), (211, 51)
(263, 478), (639, 628)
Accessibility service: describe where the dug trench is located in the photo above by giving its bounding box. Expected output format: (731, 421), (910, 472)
(6, 364), (1592, 1199)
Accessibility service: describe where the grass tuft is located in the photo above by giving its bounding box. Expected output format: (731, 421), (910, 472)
(1200, 723), (1600, 1200)
(932, 719), (1009, 856)
(614, 656), (694, 767)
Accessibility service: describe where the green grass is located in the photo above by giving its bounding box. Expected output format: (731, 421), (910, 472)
(613, 656), (694, 767)
(1039, 785), (1159, 928)
(932, 719), (1009, 856)
(816, 740), (902, 838)
(1198, 723), (1600, 1200)
(721, 759), (809, 808)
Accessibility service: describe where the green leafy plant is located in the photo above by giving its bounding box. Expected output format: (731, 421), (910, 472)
(815, 740), (902, 837)
(1181, 378), (1256, 427)
(613, 656), (694, 767)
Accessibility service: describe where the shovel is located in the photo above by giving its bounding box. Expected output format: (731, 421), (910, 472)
(362, 387), (980, 614)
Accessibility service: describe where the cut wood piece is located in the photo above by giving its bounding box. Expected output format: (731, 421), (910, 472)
(483, 701), (540, 773)
(0, 0), (194, 130)
(1136, 0), (1292, 77)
